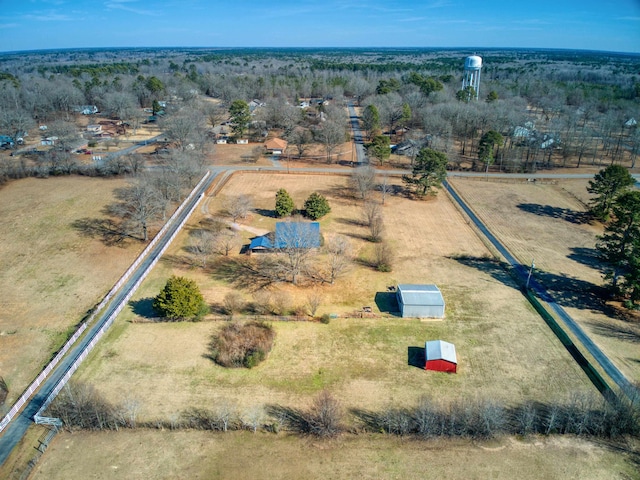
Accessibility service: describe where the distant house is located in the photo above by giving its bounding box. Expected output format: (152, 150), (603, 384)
(264, 137), (288, 155)
(249, 99), (265, 113)
(86, 124), (102, 133)
(74, 105), (99, 115)
(396, 284), (445, 318)
(249, 222), (320, 252)
(237, 138), (249, 145)
(425, 340), (457, 373)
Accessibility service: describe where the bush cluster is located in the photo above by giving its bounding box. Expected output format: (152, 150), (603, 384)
(208, 321), (275, 368)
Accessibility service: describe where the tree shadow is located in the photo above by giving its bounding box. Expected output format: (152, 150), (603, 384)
(71, 217), (128, 246)
(451, 255), (610, 314)
(374, 292), (399, 315)
(254, 208), (277, 218)
(334, 217), (366, 227)
(129, 297), (156, 318)
(407, 346), (425, 369)
(587, 319), (640, 344)
(210, 256), (276, 290)
(517, 203), (591, 225)
(265, 404), (310, 434)
(567, 247), (606, 273)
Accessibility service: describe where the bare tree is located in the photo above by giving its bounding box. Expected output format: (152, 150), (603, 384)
(214, 230), (240, 256)
(189, 229), (216, 267)
(363, 201), (384, 242)
(274, 221), (319, 284)
(323, 234), (352, 284)
(288, 127), (313, 158)
(307, 390), (342, 437)
(373, 241), (393, 272)
(223, 292), (246, 318)
(349, 165), (376, 200)
(222, 194), (253, 223)
(314, 119), (346, 163)
(378, 174), (392, 205)
(109, 177), (164, 241)
(306, 292), (323, 316)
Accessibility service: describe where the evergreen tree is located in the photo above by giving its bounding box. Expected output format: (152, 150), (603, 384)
(153, 275), (208, 320)
(367, 135), (391, 165)
(402, 148), (448, 197)
(597, 191), (640, 306)
(587, 165), (635, 222)
(228, 99), (251, 139)
(304, 192), (331, 220)
(275, 188), (295, 217)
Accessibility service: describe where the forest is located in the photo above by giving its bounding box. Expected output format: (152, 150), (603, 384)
(0, 47), (639, 177)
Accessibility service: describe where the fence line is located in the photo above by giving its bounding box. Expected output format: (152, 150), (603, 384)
(34, 182), (209, 423)
(0, 172), (210, 434)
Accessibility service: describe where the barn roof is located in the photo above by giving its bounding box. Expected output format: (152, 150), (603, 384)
(274, 221), (320, 248)
(250, 222), (320, 250)
(425, 340), (457, 364)
(397, 284), (444, 306)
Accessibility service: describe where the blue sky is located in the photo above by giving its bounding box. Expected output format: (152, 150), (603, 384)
(1, 0), (639, 53)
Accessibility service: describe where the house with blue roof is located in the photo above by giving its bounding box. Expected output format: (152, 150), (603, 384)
(249, 222), (321, 252)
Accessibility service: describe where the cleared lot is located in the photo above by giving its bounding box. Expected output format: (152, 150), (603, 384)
(75, 173), (593, 420)
(0, 176), (142, 410)
(449, 177), (640, 384)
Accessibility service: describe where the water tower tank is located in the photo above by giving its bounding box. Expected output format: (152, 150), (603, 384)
(461, 55), (483, 100)
(464, 55), (482, 70)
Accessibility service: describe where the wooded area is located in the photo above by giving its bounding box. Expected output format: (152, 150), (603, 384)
(1, 47), (638, 177)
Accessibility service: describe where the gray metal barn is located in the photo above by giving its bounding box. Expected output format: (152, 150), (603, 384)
(396, 284), (445, 318)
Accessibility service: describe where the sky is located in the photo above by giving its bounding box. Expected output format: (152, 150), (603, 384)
(1, 0), (639, 54)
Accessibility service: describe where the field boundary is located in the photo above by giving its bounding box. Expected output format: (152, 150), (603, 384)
(0, 173), (210, 435)
(443, 179), (625, 400)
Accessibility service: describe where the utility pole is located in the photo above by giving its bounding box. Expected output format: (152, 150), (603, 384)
(526, 259), (535, 289)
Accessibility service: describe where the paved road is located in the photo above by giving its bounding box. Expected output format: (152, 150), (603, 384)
(0, 172), (216, 466)
(443, 180), (635, 398)
(347, 102), (367, 165)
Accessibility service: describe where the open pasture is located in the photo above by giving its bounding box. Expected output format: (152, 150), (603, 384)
(448, 177), (640, 384)
(75, 173), (594, 421)
(31, 430), (638, 480)
(0, 176), (143, 409)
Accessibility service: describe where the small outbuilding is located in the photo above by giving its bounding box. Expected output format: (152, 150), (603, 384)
(425, 340), (457, 373)
(396, 284), (445, 318)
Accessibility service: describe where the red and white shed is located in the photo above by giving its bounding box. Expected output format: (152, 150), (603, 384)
(425, 340), (457, 373)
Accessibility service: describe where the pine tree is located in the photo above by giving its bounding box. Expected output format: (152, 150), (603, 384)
(275, 188), (295, 217)
(304, 192), (331, 220)
(597, 191), (640, 306)
(587, 165), (635, 222)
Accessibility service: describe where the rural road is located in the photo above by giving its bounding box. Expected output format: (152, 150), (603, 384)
(347, 102), (367, 164)
(0, 172), (216, 466)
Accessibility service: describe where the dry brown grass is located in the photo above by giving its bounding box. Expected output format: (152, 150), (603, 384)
(30, 430), (639, 480)
(449, 177), (640, 384)
(0, 176), (144, 408)
(73, 173), (594, 423)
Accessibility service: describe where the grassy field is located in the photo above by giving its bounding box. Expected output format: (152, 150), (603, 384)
(0, 176), (143, 410)
(74, 173), (594, 422)
(3, 172), (631, 479)
(448, 177), (640, 384)
(31, 430), (640, 480)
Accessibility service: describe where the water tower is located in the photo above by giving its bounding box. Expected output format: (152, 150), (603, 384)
(462, 55), (482, 100)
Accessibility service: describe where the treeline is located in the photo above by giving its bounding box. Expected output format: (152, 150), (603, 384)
(38, 62), (140, 77)
(49, 383), (640, 440)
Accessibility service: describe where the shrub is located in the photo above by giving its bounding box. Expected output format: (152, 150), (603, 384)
(152, 275), (208, 321)
(319, 313), (331, 324)
(209, 321), (275, 368)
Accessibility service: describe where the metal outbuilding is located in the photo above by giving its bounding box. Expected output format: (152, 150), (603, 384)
(396, 284), (445, 318)
(425, 340), (457, 373)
